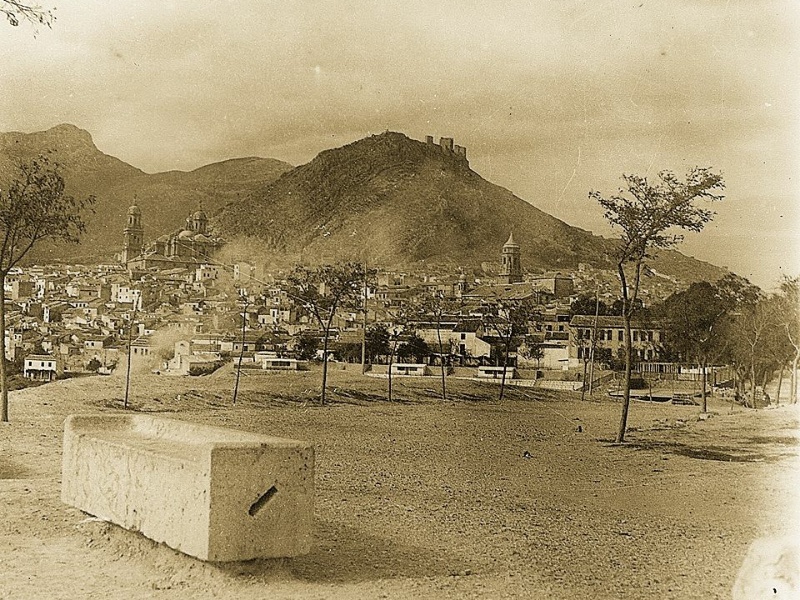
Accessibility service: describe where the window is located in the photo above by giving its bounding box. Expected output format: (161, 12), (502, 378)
(618, 330), (623, 341)
(647, 331), (654, 342)
(460, 333), (466, 340)
(633, 331), (639, 342)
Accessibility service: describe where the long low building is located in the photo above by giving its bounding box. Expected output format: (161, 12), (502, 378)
(569, 315), (666, 367)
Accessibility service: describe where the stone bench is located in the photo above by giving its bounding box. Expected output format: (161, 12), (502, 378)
(61, 414), (314, 562)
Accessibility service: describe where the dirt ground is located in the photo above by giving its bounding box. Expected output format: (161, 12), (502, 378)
(1, 366), (798, 599)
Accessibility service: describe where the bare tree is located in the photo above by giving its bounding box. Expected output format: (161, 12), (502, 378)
(590, 168), (724, 442)
(0, 154), (94, 421)
(484, 297), (540, 402)
(385, 311), (407, 403)
(419, 291), (457, 401)
(1, 0), (53, 28)
(776, 276), (800, 404)
(729, 292), (774, 407)
(285, 262), (365, 405)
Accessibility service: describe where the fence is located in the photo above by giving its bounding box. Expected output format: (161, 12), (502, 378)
(634, 363), (734, 384)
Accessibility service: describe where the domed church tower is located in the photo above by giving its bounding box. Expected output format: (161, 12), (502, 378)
(122, 201), (144, 264)
(188, 209), (208, 234)
(500, 232), (522, 284)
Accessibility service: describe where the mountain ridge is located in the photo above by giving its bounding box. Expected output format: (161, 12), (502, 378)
(0, 125), (728, 286)
(0, 124), (293, 262)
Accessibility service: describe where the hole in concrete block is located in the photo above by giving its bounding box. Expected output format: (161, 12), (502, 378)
(248, 485), (278, 517)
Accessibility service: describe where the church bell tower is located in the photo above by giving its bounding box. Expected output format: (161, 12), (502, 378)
(122, 202), (144, 264)
(500, 232), (522, 284)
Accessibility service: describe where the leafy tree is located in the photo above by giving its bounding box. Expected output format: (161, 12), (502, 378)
(397, 332), (430, 364)
(335, 341), (362, 363)
(570, 293), (608, 317)
(365, 324), (390, 363)
(295, 332), (320, 361)
(519, 337), (544, 369)
(285, 262), (365, 405)
(609, 297), (644, 317)
(0, 155), (94, 421)
(594, 347), (616, 370)
(590, 167), (724, 442)
(662, 281), (735, 412)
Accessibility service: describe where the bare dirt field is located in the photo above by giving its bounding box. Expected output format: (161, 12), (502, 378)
(1, 366), (798, 599)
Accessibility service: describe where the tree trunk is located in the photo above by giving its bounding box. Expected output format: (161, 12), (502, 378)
(616, 312), (633, 443)
(321, 331), (329, 406)
(388, 340), (397, 402)
(124, 310), (135, 409)
(701, 360), (707, 414)
(499, 340), (509, 402)
(581, 352), (589, 402)
(232, 302), (247, 405)
(436, 320), (447, 401)
(775, 365), (784, 406)
(792, 353), (799, 404)
(1, 272), (8, 422)
(615, 262), (635, 444)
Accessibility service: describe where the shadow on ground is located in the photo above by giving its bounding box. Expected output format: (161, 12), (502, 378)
(216, 520), (469, 584)
(0, 459), (30, 479)
(622, 437), (798, 463)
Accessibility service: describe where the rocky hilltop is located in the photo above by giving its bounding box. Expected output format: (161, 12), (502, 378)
(216, 132), (726, 281)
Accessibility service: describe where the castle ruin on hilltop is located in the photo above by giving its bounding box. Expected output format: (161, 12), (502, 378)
(425, 135), (468, 164)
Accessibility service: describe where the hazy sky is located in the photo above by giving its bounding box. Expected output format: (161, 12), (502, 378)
(1, 0), (797, 288)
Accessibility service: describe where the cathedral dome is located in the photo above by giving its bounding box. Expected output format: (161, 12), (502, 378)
(178, 229), (194, 239)
(127, 204), (141, 216)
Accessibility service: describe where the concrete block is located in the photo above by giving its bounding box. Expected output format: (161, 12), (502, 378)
(62, 414), (313, 561)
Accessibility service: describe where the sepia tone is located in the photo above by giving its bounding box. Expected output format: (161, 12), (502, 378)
(0, 2), (798, 599)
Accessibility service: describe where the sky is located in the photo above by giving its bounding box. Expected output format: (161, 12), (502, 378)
(0, 0), (797, 289)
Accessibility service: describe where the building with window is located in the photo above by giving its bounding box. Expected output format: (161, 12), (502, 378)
(23, 354), (63, 381)
(568, 315), (665, 367)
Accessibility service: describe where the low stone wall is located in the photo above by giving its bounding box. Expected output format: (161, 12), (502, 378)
(536, 380), (584, 391)
(62, 414), (314, 561)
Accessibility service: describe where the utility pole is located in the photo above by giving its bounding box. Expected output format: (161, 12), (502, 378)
(124, 299), (138, 409)
(581, 336), (589, 402)
(233, 291), (248, 405)
(588, 288), (600, 397)
(361, 259), (368, 374)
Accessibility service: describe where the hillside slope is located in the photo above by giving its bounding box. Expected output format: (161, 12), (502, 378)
(0, 125), (727, 283)
(216, 132), (727, 282)
(217, 132), (613, 269)
(0, 125), (293, 262)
